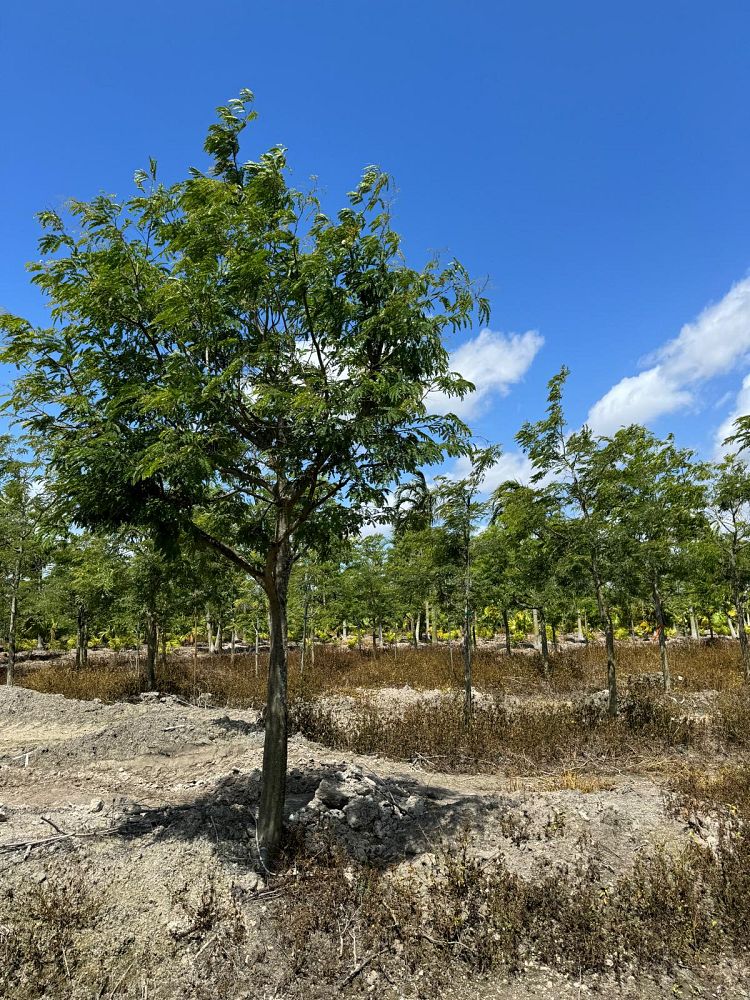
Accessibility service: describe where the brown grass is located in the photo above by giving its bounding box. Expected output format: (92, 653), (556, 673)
(7, 636), (744, 707)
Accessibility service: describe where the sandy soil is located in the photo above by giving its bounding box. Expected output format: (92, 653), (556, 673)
(0, 685), (747, 999)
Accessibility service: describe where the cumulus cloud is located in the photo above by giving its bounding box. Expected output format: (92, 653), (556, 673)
(448, 449), (534, 495)
(587, 277), (750, 436)
(426, 328), (544, 420)
(714, 373), (750, 458)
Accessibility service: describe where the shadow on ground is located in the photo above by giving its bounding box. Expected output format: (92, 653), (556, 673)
(111, 765), (495, 869)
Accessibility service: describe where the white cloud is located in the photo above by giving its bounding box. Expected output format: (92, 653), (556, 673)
(715, 373), (750, 458)
(449, 450), (534, 495)
(587, 277), (750, 436)
(426, 328), (544, 420)
(587, 367), (693, 435)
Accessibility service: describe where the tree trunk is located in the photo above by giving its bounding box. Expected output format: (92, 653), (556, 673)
(502, 608), (512, 656)
(653, 579), (671, 691)
(206, 618), (214, 654)
(577, 611), (584, 641)
(257, 546), (292, 867)
(254, 622), (260, 678)
(689, 607), (699, 640)
(413, 611), (420, 648)
(733, 587), (750, 681)
(230, 626), (237, 666)
(462, 607), (472, 730)
(135, 624), (141, 677)
(538, 607), (550, 677)
(36, 633), (44, 651)
(532, 607), (540, 650)
(6, 564), (20, 687)
(605, 616), (617, 716)
(551, 619), (558, 652)
(300, 597), (310, 674)
(144, 611), (157, 691)
(215, 621), (223, 654)
(193, 616), (198, 697)
(728, 614), (738, 639)
(75, 604), (88, 670)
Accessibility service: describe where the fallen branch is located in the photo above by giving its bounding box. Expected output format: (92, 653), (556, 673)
(41, 815), (66, 835)
(336, 946), (389, 988)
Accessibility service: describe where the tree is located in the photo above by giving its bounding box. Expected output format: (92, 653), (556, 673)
(434, 445), (499, 727)
(707, 457), (750, 679)
(517, 369), (621, 715)
(600, 426), (706, 690)
(0, 91), (485, 862)
(0, 441), (47, 684)
(490, 481), (567, 676)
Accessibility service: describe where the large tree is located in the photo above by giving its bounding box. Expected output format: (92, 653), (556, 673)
(0, 91), (485, 862)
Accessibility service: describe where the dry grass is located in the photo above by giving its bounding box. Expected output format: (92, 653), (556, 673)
(7, 635), (745, 707)
(274, 818), (750, 986)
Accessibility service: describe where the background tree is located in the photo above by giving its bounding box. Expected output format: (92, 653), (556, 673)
(601, 426), (706, 689)
(517, 368), (621, 715)
(434, 446), (499, 727)
(707, 456), (750, 679)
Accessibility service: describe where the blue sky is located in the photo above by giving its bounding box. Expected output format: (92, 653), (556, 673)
(2, 1), (750, 488)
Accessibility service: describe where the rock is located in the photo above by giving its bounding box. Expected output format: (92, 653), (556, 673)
(402, 795), (427, 817)
(139, 692), (160, 702)
(0, 809), (8, 823)
(315, 777), (348, 809)
(89, 798), (104, 814)
(344, 796), (380, 830)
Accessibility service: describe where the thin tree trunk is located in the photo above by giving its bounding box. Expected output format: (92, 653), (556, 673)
(413, 611), (420, 648)
(135, 624), (141, 678)
(230, 625), (237, 666)
(6, 562), (20, 687)
(605, 616), (617, 715)
(538, 607), (550, 677)
(76, 604), (88, 670)
(502, 608), (512, 656)
(254, 622), (260, 678)
(551, 619), (558, 652)
(215, 621), (223, 654)
(653, 579), (671, 691)
(193, 616), (198, 697)
(733, 587), (750, 681)
(728, 614), (738, 639)
(462, 610), (472, 730)
(689, 607), (699, 640)
(144, 611), (157, 691)
(257, 534), (293, 867)
(425, 601), (430, 642)
(300, 597), (310, 674)
(532, 607), (540, 650)
(576, 611), (584, 641)
(207, 618), (214, 655)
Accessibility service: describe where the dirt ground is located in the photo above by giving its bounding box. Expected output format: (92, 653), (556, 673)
(1, 684), (749, 999)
